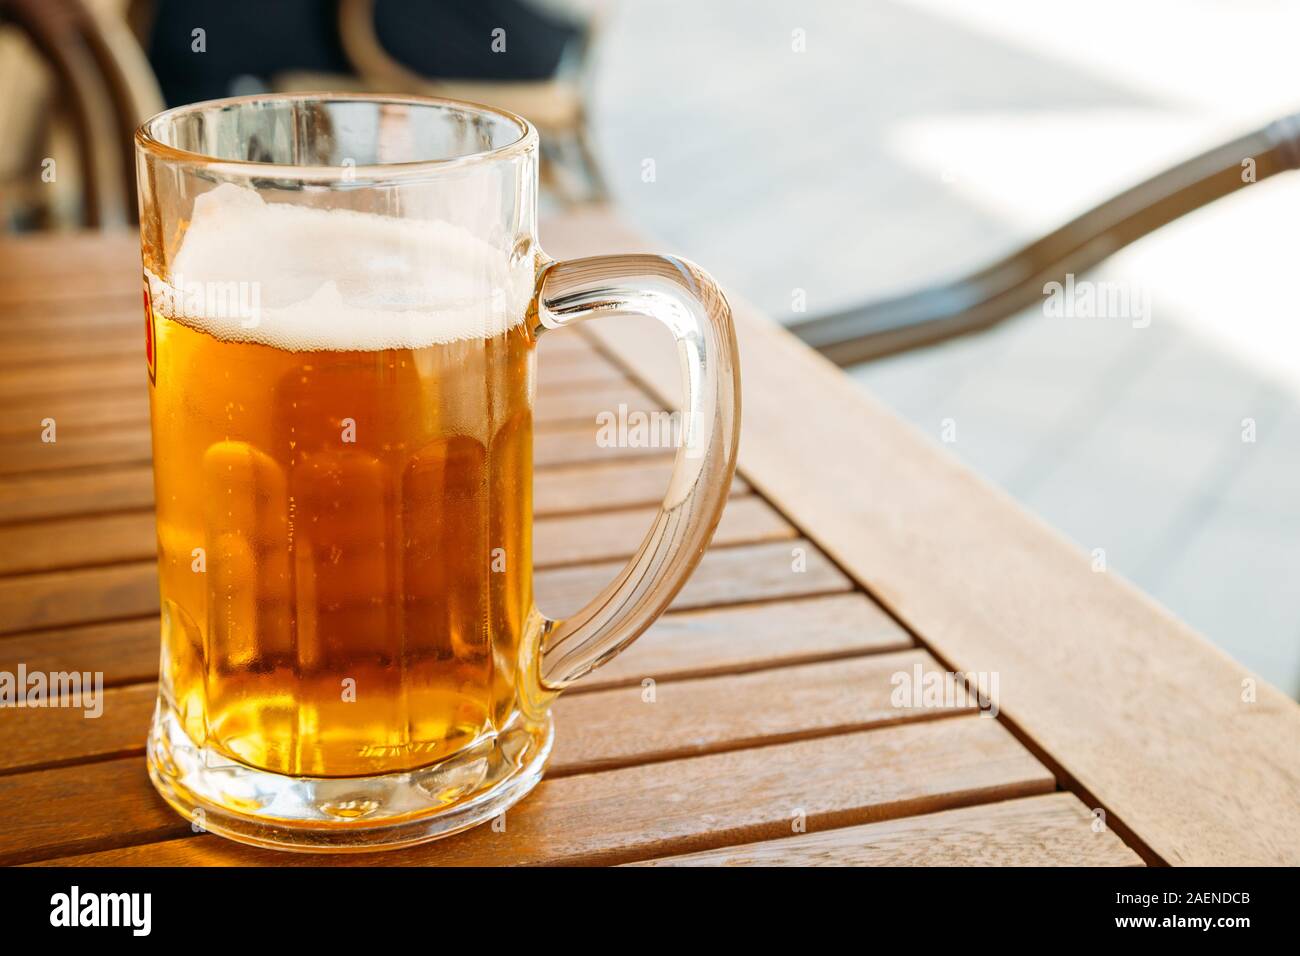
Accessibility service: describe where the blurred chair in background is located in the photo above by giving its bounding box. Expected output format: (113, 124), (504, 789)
(1, 0), (605, 233)
(792, 113), (1300, 364)
(4, 0), (1295, 374)
(0, 0), (162, 229)
(336, 0), (607, 202)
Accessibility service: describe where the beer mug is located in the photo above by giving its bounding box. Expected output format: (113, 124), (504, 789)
(136, 94), (740, 851)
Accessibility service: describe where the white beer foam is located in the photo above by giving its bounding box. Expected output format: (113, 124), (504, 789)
(152, 183), (529, 351)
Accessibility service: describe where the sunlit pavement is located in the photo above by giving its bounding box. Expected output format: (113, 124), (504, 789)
(589, 0), (1300, 695)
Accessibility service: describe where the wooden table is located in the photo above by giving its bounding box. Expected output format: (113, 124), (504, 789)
(1, 209), (1298, 867)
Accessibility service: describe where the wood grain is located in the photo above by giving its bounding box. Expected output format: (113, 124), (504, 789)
(551, 648), (970, 774)
(572, 591), (912, 688)
(0, 593), (911, 705)
(0, 347), (625, 408)
(534, 495), (792, 569)
(0, 301), (148, 334)
(0, 417), (670, 478)
(0, 223), (1177, 869)
(21, 717), (1053, 866)
(0, 362), (143, 402)
(0, 648), (952, 777)
(0, 232), (136, 282)
(0, 466), (156, 524)
(0, 281), (135, 309)
(0, 482), (772, 577)
(0, 511), (156, 575)
(534, 457), (749, 517)
(3, 759), (189, 865)
(0, 538), (849, 635)
(536, 538), (850, 619)
(632, 792), (1141, 866)
(544, 208), (1300, 865)
(0, 457), (748, 526)
(0, 377), (662, 440)
(0, 683), (154, 774)
(0, 426), (153, 476)
(0, 617), (161, 691)
(0, 562), (157, 634)
(0, 321), (148, 366)
(1, 393), (145, 439)
(0, 488), (771, 583)
(532, 421), (674, 470)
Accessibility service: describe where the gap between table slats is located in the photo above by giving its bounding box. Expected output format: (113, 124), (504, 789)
(0, 377), (665, 443)
(629, 792), (1141, 867)
(0, 344), (626, 408)
(0, 457), (749, 527)
(0, 488), (782, 576)
(0, 642), (947, 778)
(0, 592), (909, 706)
(0, 413), (685, 478)
(11, 715), (1052, 866)
(0, 537), (851, 636)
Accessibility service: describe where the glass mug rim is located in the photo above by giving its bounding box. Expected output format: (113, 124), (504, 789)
(135, 91), (538, 182)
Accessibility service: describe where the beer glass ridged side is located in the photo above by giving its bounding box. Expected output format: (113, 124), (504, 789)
(138, 96), (552, 850)
(147, 318), (535, 779)
(136, 94), (741, 852)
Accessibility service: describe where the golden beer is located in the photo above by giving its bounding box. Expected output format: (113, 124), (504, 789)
(150, 310), (534, 778)
(137, 94), (738, 850)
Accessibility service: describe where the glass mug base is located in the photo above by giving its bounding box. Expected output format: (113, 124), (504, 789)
(147, 703), (554, 853)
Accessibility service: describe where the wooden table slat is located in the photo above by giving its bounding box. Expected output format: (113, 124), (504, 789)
(0, 488), (782, 577)
(0, 219), (1194, 869)
(0, 537), (850, 635)
(0, 592), (911, 703)
(16, 717), (1053, 867)
(543, 207), (1300, 866)
(0, 648), (950, 778)
(0, 458), (750, 527)
(0, 232), (138, 281)
(631, 792), (1141, 867)
(0, 417), (676, 478)
(0, 377), (664, 441)
(0, 345), (625, 406)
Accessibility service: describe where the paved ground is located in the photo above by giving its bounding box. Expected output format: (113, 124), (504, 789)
(587, 0), (1300, 696)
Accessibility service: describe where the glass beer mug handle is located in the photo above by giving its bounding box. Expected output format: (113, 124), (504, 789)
(533, 254), (741, 690)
